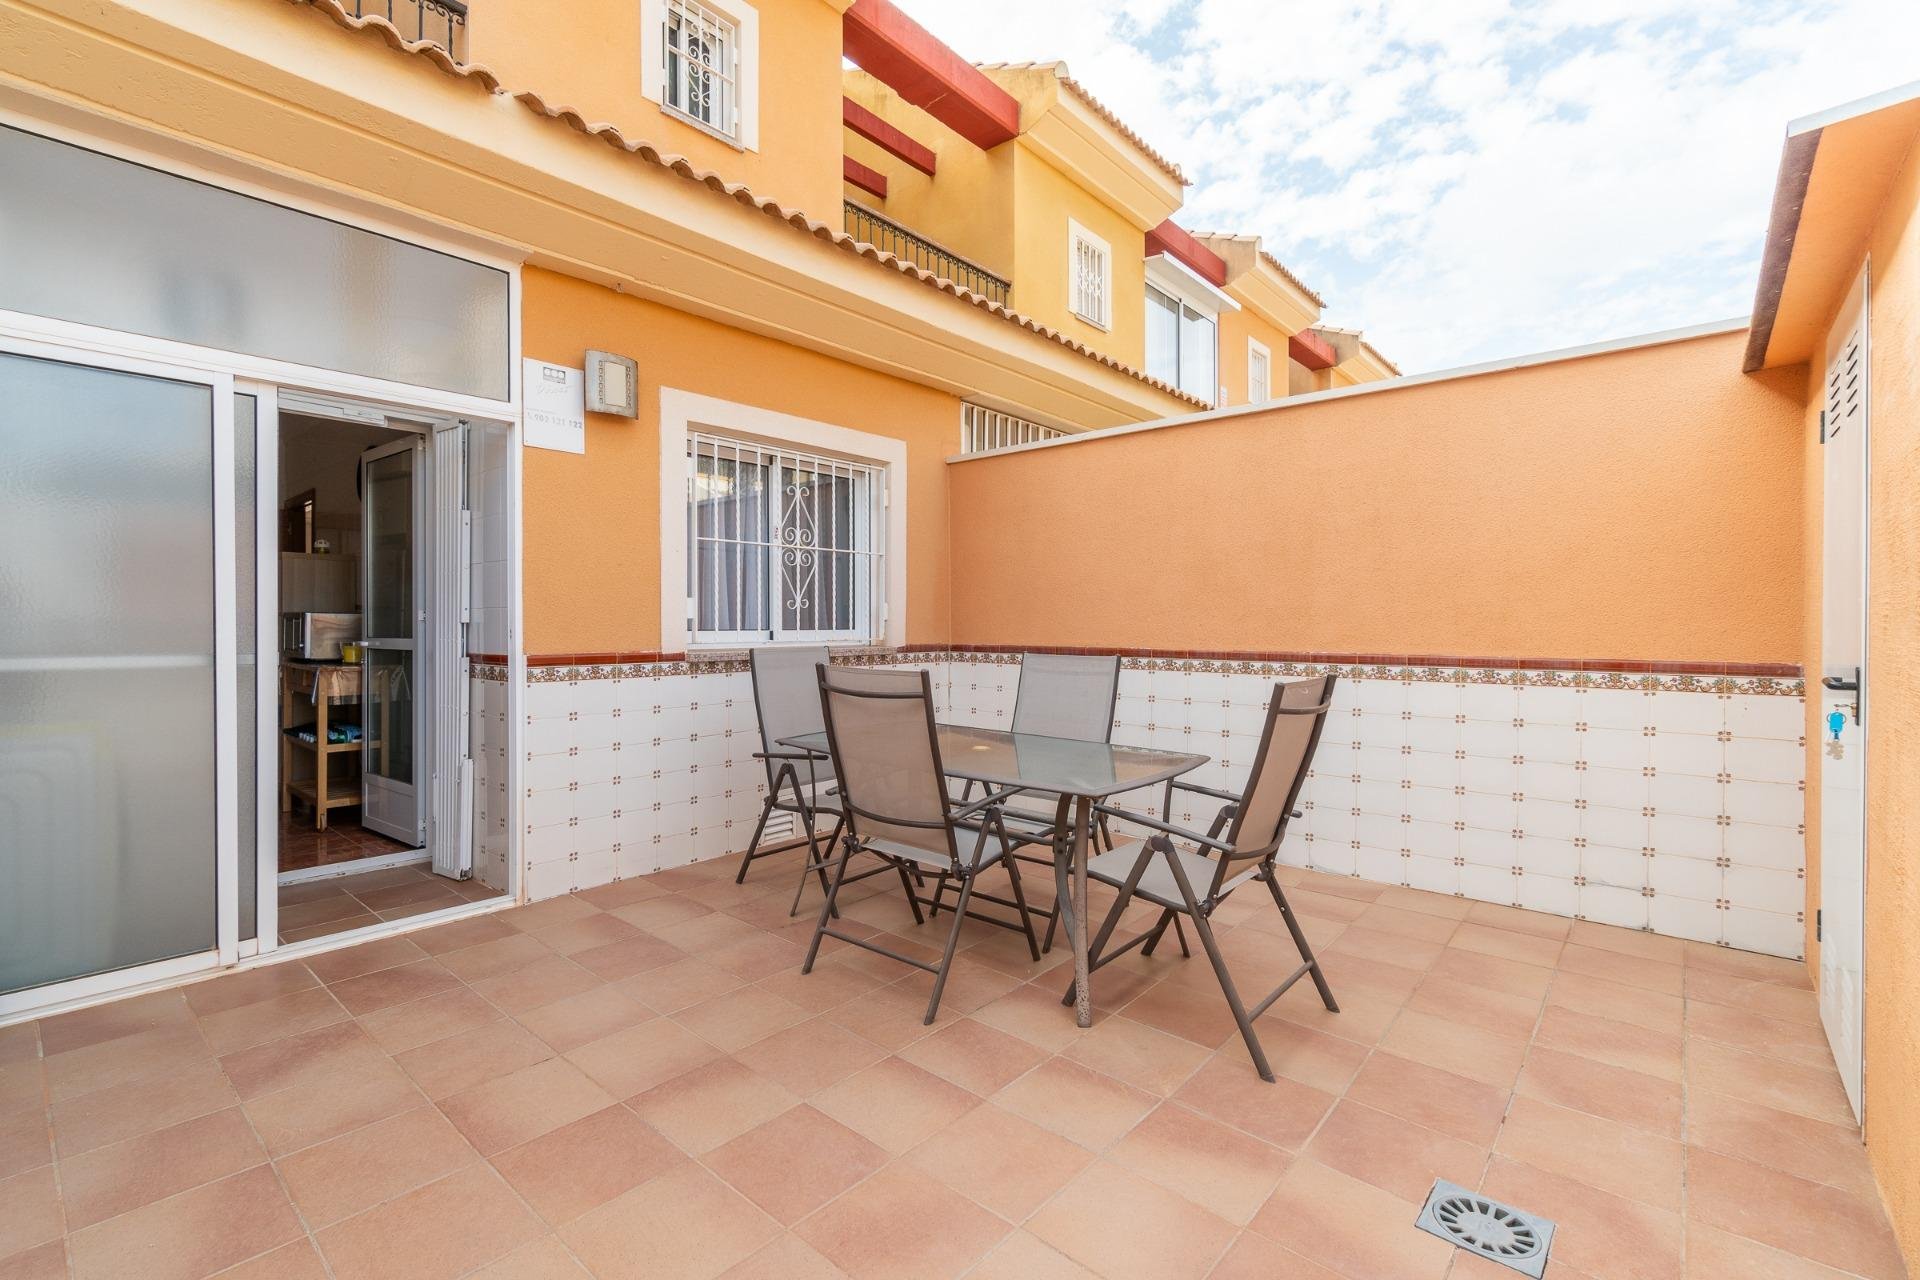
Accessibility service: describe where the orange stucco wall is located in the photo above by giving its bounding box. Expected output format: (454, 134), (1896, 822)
(469, 0), (846, 215)
(519, 267), (956, 655)
(946, 328), (1806, 662)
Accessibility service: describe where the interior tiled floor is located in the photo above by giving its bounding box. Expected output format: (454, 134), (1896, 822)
(279, 811), (417, 874)
(278, 862), (506, 944)
(2, 850), (1907, 1280)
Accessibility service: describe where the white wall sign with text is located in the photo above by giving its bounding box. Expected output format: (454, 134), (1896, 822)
(523, 359), (586, 454)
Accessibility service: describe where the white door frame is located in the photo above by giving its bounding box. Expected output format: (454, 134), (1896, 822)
(0, 335), (239, 1019)
(1818, 261), (1870, 1124)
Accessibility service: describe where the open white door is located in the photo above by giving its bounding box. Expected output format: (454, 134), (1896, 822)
(429, 419), (474, 880)
(359, 436), (426, 845)
(1818, 264), (1868, 1124)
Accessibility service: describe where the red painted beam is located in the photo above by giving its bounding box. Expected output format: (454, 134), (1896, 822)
(1145, 220), (1228, 288)
(1289, 329), (1338, 371)
(843, 0), (1019, 150)
(843, 154), (889, 200)
(843, 97), (937, 176)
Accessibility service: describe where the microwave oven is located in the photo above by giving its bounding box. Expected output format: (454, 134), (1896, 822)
(282, 612), (361, 661)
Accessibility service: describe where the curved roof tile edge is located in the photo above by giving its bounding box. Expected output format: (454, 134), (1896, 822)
(973, 60), (1189, 188)
(289, 0), (1208, 411)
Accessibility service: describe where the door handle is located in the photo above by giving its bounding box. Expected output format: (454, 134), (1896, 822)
(1822, 670), (1860, 693)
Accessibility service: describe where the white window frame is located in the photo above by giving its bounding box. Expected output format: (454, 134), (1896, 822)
(1144, 255), (1237, 405)
(659, 389), (906, 653)
(1248, 337), (1272, 404)
(641, 0), (760, 151)
(1067, 219), (1112, 330)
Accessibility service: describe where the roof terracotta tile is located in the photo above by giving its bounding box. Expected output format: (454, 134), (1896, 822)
(975, 60), (1189, 187)
(289, 0), (1205, 409)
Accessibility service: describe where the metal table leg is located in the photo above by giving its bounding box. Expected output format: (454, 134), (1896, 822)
(1070, 794), (1092, 1027)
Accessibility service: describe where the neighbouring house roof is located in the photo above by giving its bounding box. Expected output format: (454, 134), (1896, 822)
(974, 60), (1189, 188)
(1313, 326), (1402, 377)
(290, 0), (1207, 409)
(1188, 231), (1326, 309)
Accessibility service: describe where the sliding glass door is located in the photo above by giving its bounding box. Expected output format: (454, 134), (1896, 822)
(0, 344), (236, 1000)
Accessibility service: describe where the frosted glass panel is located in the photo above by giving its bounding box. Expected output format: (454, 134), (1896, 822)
(0, 127), (509, 400)
(0, 352), (218, 995)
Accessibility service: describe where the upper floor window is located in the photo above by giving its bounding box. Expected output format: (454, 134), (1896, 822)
(1146, 283), (1217, 402)
(1068, 220), (1111, 330)
(1248, 339), (1272, 404)
(643, 0), (760, 150)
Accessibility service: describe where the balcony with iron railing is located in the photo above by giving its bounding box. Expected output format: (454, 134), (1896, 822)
(843, 201), (1011, 307)
(345, 0), (468, 61)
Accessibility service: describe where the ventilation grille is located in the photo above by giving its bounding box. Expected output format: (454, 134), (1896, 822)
(1415, 1181), (1554, 1278)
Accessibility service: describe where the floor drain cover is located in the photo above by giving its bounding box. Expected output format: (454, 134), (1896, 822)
(1415, 1180), (1555, 1278)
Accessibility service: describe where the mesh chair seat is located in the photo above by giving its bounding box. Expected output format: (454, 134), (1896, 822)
(1086, 840), (1262, 910)
(865, 833), (1014, 873)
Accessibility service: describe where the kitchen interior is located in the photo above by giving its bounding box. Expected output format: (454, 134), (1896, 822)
(276, 410), (500, 943)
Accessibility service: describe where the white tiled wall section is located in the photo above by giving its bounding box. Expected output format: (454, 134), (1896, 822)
(471, 669), (511, 892)
(519, 658), (1807, 959)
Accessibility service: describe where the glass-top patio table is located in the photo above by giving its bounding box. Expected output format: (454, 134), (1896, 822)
(781, 723), (1209, 1027)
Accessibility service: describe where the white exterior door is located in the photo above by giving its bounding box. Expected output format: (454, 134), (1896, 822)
(1818, 264), (1869, 1123)
(359, 436), (426, 845)
(429, 419), (473, 880)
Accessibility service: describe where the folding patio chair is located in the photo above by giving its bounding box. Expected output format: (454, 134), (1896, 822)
(1064, 674), (1341, 1081)
(802, 665), (1049, 1024)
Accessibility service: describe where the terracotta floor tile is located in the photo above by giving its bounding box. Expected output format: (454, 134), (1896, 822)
(491, 1103), (683, 1226)
(904, 1100), (1092, 1222)
(970, 982), (1108, 1054)
(989, 1056), (1155, 1151)
(1379, 1008), (1529, 1089)
(627, 1057), (798, 1155)
(571, 933), (688, 983)
(794, 1163), (1007, 1280)
(50, 1059), (236, 1158)
(705, 1105), (889, 1226)
(1514, 1045), (1684, 1139)
(1568, 919), (1686, 964)
(1304, 1098), (1488, 1204)
(1494, 1095), (1683, 1208)
(0, 1240), (69, 1280)
(515, 985), (654, 1054)
(1061, 1015), (1211, 1096)
(194, 987), (349, 1056)
(729, 1017), (887, 1098)
(209, 1238), (332, 1278)
(812, 1057), (979, 1154)
(1208, 1229), (1348, 1280)
(0, 1166), (62, 1261)
(219, 1021), (385, 1102)
(44, 1026), (212, 1104)
(0, 1026), (36, 1067)
(502, 896), (604, 933)
(750, 962), (883, 1016)
(1406, 974), (1542, 1040)
(182, 965), (319, 1019)
(1480, 1154), (1682, 1280)
(1107, 1100), (1293, 1225)
(1685, 1089), (1877, 1198)
(562, 1162), (779, 1280)
(434, 933), (554, 983)
(1166, 1054), (1336, 1150)
(565, 1020), (723, 1100)
(242, 1056), (422, 1157)
(1344, 1051), (1511, 1147)
(316, 1164), (543, 1280)
(1685, 1039), (1856, 1127)
(1370, 884), (1468, 917)
(1684, 1000), (1836, 1071)
(1533, 1004), (1683, 1082)
(1547, 970), (1684, 1036)
(618, 959), (750, 1015)
(1463, 900), (1572, 940)
(471, 955), (604, 1015)
(0, 1107), (49, 1183)
(1028, 1159), (1236, 1280)
(1263, 981), (1401, 1045)
(1685, 1146), (1905, 1278)
(1351, 902), (1462, 944)
(324, 957), (459, 1017)
(1113, 978), (1241, 1048)
(671, 986), (810, 1053)
(406, 913), (519, 956)
(1429, 946), (1557, 1000)
(1249, 1158), (1453, 1280)
(965, 1230), (1102, 1280)
(357, 986), (501, 1056)
(1326, 925), (1447, 971)
(608, 895), (717, 933)
(304, 936), (428, 985)
(394, 1016), (553, 1100)
(715, 1232), (847, 1280)
(275, 1105), (478, 1227)
(37, 991), (194, 1057)
(1683, 943), (1812, 988)
(464, 1235), (593, 1279)
(67, 1165), (302, 1280)
(895, 1017), (1047, 1097)
(58, 1106), (265, 1230)
(1684, 968), (1821, 1025)
(1557, 942), (1684, 996)
(1683, 1223), (1861, 1279)
(438, 1057), (616, 1156)
(575, 877), (670, 910)
(1448, 922), (1565, 968)
(529, 910), (644, 957)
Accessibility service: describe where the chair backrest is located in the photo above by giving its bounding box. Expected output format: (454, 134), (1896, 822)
(750, 646), (833, 785)
(816, 665), (955, 865)
(1224, 674), (1337, 862)
(1010, 652), (1121, 742)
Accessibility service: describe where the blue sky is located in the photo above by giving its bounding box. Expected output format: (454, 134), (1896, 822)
(895, 0), (1920, 372)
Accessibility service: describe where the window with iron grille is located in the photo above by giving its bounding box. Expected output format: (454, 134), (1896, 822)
(662, 0), (739, 136)
(960, 404), (1066, 453)
(1068, 220), (1111, 329)
(687, 433), (883, 644)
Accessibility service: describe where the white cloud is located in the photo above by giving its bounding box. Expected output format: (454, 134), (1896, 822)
(894, 0), (1920, 371)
